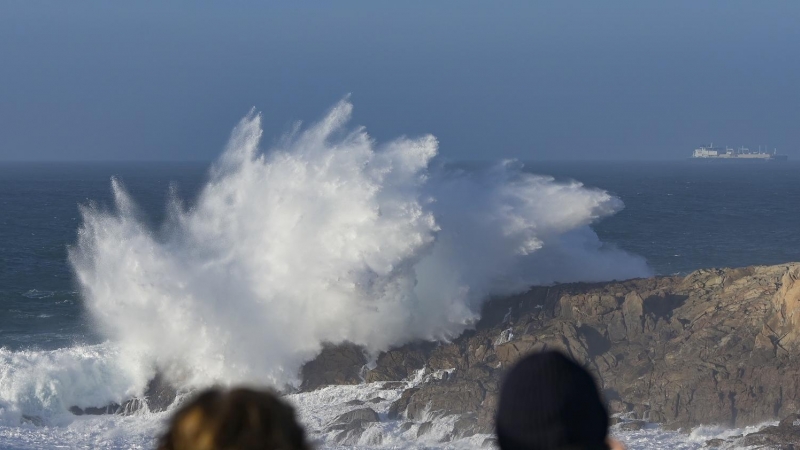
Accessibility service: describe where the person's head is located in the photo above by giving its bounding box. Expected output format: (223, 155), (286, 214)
(496, 351), (620, 450)
(157, 387), (310, 450)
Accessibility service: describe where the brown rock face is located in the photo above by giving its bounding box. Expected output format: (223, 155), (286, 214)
(710, 413), (800, 448)
(300, 263), (800, 439)
(300, 342), (367, 391)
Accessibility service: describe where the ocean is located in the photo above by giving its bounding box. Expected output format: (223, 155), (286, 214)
(3, 160), (799, 353)
(2, 107), (799, 448)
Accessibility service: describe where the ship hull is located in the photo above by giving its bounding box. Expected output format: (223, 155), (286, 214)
(688, 156), (788, 162)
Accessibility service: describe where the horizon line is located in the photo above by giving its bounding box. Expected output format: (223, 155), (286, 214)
(0, 157), (763, 164)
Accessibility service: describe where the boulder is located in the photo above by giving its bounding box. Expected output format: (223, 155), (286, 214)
(143, 371), (177, 412)
(364, 345), (431, 383)
(20, 415), (44, 426)
(330, 407), (379, 425)
(300, 343), (367, 391)
(405, 379), (485, 421)
(416, 421), (433, 437)
(707, 412), (800, 448)
(69, 404), (119, 416)
(387, 388), (418, 420)
(452, 416), (479, 439)
(69, 371), (178, 416)
(331, 422), (365, 445)
(324, 407), (381, 445)
(481, 437), (498, 448)
(616, 420), (647, 431)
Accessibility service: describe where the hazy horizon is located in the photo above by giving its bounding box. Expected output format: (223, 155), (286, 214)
(2, 1), (799, 162)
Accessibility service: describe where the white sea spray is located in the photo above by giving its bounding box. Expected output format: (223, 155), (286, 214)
(71, 100), (648, 393)
(1, 100), (653, 446)
(66, 98), (649, 393)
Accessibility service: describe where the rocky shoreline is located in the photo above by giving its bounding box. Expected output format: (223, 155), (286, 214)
(63, 263), (800, 448)
(298, 263), (800, 447)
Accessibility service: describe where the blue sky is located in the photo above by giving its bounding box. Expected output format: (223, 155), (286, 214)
(1, 1), (798, 161)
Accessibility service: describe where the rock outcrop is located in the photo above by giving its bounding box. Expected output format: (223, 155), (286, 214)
(68, 371), (178, 417)
(704, 413), (800, 448)
(300, 263), (800, 441)
(325, 407), (382, 445)
(300, 343), (367, 391)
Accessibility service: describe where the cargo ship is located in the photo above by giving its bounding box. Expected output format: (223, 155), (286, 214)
(691, 144), (788, 161)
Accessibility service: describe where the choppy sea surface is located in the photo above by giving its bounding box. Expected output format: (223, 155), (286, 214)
(1, 160), (799, 449)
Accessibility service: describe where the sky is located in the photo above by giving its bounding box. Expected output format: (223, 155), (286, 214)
(0, 1), (798, 161)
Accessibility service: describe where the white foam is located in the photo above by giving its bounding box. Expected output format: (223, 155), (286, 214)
(66, 99), (650, 393)
(287, 382), (771, 450)
(0, 411), (167, 449)
(0, 370), (773, 449)
(0, 345), (152, 427)
(612, 421), (774, 450)
(21, 290), (55, 299)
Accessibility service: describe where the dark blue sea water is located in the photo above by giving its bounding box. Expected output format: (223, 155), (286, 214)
(0, 162), (207, 352)
(1, 161), (799, 352)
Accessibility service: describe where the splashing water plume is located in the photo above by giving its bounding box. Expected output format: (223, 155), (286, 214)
(69, 99), (650, 392)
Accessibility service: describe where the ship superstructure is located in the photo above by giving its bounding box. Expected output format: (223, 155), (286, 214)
(691, 144), (788, 161)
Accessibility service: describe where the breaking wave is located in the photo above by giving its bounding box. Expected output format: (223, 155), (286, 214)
(65, 99), (650, 395)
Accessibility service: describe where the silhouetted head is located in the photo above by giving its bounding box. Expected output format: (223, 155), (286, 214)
(496, 351), (611, 450)
(158, 387), (310, 450)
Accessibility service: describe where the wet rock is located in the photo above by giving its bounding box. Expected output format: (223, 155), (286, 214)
(20, 415), (44, 426)
(736, 431), (800, 448)
(326, 408), (380, 446)
(387, 388), (418, 420)
(143, 372), (177, 412)
(326, 420), (364, 432)
(781, 413), (800, 428)
(405, 380), (485, 421)
(68, 371), (178, 417)
(364, 430), (383, 445)
(608, 399), (632, 415)
(69, 404), (120, 415)
(364, 345), (431, 383)
(416, 421), (433, 437)
(300, 342), (367, 391)
(734, 420), (800, 448)
(379, 381), (407, 390)
(482, 437), (498, 448)
(332, 423), (364, 445)
(691, 413), (800, 448)
(616, 420), (646, 431)
(332, 423), (381, 446)
(330, 407), (379, 426)
(452, 416), (479, 439)
(117, 398), (146, 415)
